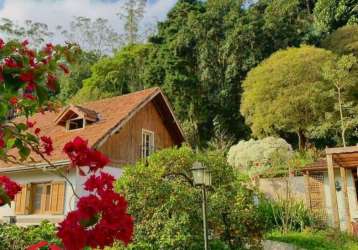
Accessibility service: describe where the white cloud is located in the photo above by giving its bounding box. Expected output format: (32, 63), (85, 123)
(0, 0), (177, 42)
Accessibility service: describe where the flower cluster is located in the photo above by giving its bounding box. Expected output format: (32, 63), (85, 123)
(57, 172), (133, 250)
(26, 241), (61, 250)
(0, 176), (21, 206)
(63, 137), (109, 175)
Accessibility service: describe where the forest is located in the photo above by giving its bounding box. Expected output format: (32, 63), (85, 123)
(1, 0), (357, 149)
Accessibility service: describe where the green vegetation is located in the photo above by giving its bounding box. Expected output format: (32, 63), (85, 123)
(116, 147), (268, 249)
(0, 221), (60, 250)
(267, 229), (358, 250)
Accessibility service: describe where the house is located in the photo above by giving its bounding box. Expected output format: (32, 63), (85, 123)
(301, 146), (358, 234)
(0, 87), (185, 225)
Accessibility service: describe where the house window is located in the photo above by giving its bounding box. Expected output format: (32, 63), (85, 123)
(15, 181), (65, 215)
(66, 118), (85, 131)
(32, 183), (51, 214)
(142, 129), (154, 158)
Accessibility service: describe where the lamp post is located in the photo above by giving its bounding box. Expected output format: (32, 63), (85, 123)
(191, 161), (212, 250)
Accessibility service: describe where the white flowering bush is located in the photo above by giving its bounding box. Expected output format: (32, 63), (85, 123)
(227, 137), (293, 176)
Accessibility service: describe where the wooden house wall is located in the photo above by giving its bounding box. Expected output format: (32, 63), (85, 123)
(99, 101), (175, 165)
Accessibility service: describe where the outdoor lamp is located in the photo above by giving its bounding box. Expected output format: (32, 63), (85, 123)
(191, 161), (211, 250)
(191, 161), (211, 186)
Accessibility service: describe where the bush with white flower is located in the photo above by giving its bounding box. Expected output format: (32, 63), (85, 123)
(227, 137), (293, 177)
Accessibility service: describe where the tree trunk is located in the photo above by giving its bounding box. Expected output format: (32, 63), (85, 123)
(297, 129), (307, 150)
(337, 86), (347, 147)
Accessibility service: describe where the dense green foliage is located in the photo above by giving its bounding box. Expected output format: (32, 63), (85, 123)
(72, 44), (152, 102)
(321, 24), (358, 56)
(57, 0), (358, 149)
(267, 229), (358, 250)
(241, 46), (337, 148)
(116, 147), (268, 249)
(0, 221), (60, 250)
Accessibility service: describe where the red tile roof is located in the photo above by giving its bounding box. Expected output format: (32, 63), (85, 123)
(1, 87), (163, 168)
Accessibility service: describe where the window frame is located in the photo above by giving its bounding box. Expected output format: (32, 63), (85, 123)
(31, 182), (52, 215)
(66, 117), (86, 131)
(141, 129), (155, 159)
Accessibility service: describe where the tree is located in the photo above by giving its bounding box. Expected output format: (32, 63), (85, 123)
(116, 147), (268, 249)
(321, 24), (358, 56)
(117, 0), (147, 45)
(72, 44), (152, 103)
(57, 16), (123, 56)
(322, 55), (358, 146)
(241, 46), (336, 149)
(0, 18), (53, 46)
(313, 0), (358, 34)
(58, 51), (99, 102)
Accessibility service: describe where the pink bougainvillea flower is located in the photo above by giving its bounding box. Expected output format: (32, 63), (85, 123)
(0, 176), (21, 206)
(58, 63), (69, 74)
(26, 120), (36, 128)
(0, 130), (4, 149)
(9, 96), (18, 105)
(40, 136), (53, 156)
(19, 71), (35, 82)
(47, 74), (57, 91)
(0, 38), (4, 49)
(21, 39), (29, 47)
(23, 93), (36, 100)
(63, 136), (109, 174)
(34, 128), (41, 135)
(57, 172), (133, 250)
(4, 57), (19, 68)
(26, 241), (62, 250)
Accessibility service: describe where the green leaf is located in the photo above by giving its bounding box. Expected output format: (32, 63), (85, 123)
(6, 138), (16, 149)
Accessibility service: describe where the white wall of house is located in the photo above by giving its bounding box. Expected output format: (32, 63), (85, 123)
(323, 169), (358, 231)
(0, 165), (123, 226)
(0, 168), (76, 226)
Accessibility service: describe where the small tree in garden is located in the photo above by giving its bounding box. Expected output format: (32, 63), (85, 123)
(227, 137), (293, 179)
(117, 147), (268, 249)
(0, 38), (133, 250)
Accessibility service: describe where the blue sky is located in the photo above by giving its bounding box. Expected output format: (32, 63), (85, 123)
(0, 0), (177, 40)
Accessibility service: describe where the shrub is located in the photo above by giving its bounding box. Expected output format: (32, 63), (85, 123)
(116, 147), (268, 249)
(0, 220), (60, 250)
(259, 198), (319, 233)
(227, 137), (293, 177)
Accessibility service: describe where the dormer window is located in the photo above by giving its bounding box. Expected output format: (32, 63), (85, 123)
(66, 118), (85, 131)
(55, 105), (98, 131)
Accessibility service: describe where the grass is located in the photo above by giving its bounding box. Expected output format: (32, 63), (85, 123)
(266, 229), (358, 250)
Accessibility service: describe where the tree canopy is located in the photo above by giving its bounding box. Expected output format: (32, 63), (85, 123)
(241, 46), (337, 149)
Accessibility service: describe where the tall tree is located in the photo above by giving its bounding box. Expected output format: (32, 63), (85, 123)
(241, 46), (336, 149)
(57, 16), (122, 56)
(117, 0), (147, 45)
(0, 18), (53, 45)
(72, 44), (152, 103)
(322, 55), (358, 146)
(313, 0), (358, 34)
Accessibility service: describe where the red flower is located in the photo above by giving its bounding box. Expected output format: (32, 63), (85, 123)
(0, 176), (21, 206)
(0, 38), (4, 49)
(25, 82), (37, 92)
(4, 57), (19, 68)
(23, 93), (36, 100)
(26, 120), (36, 128)
(34, 128), (41, 135)
(19, 71), (35, 82)
(43, 43), (54, 55)
(63, 137), (109, 174)
(47, 74), (57, 91)
(27, 241), (62, 250)
(22, 39), (29, 47)
(9, 96), (18, 105)
(57, 172), (133, 250)
(0, 130), (4, 149)
(58, 63), (69, 74)
(41, 136), (53, 155)
(0, 65), (4, 82)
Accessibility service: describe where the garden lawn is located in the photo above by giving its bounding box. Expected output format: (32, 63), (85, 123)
(266, 230), (358, 250)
